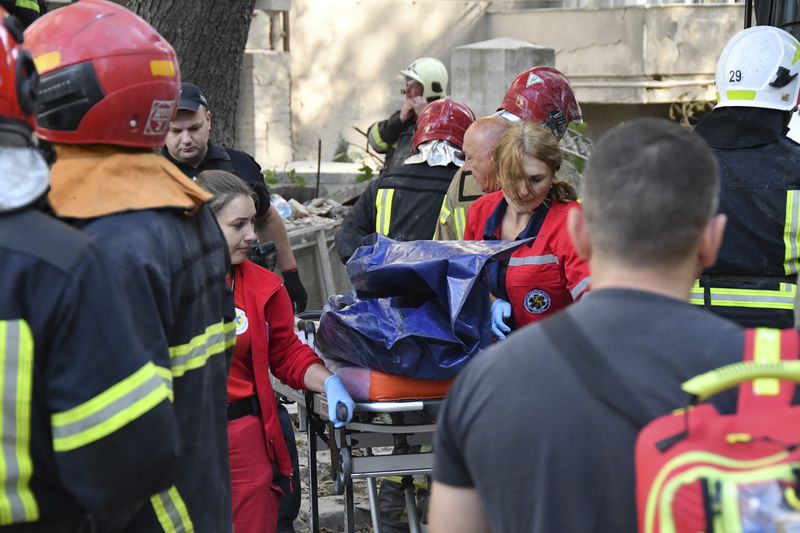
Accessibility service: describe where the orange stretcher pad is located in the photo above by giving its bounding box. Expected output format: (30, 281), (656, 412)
(330, 362), (453, 401)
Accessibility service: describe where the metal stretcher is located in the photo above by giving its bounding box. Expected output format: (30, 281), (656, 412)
(271, 318), (444, 533)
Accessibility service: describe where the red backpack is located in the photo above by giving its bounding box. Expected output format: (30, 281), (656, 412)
(636, 328), (800, 533)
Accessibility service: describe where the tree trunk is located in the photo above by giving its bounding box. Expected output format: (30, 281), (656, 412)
(127, 0), (256, 148)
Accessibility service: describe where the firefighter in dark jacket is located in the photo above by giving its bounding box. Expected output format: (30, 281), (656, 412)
(693, 25), (800, 328)
(27, 2), (235, 531)
(163, 82), (308, 313)
(0, 0), (44, 28)
(368, 57), (448, 178)
(336, 97), (475, 263)
(0, 10), (177, 531)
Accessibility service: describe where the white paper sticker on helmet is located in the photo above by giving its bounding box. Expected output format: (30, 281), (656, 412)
(144, 100), (176, 136)
(526, 72), (543, 87)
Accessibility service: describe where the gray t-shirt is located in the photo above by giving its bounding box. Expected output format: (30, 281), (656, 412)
(434, 288), (744, 533)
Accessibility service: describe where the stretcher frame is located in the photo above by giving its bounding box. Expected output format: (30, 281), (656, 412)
(272, 322), (443, 533)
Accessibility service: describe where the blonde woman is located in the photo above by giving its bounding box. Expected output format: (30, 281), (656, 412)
(464, 121), (591, 338)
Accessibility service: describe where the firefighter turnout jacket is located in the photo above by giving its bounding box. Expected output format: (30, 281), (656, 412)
(367, 110), (416, 178)
(47, 145), (236, 532)
(334, 161), (458, 263)
(0, 206), (178, 530)
(694, 107), (800, 328)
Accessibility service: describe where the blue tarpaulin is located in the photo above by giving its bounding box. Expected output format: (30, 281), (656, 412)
(315, 235), (530, 379)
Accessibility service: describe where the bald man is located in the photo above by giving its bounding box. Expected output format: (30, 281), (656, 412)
(434, 116), (582, 240)
(434, 117), (512, 240)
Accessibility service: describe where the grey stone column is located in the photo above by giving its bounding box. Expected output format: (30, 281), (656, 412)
(451, 37), (555, 118)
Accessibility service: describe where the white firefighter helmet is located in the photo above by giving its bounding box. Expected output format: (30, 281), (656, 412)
(401, 57), (448, 102)
(715, 26), (800, 111)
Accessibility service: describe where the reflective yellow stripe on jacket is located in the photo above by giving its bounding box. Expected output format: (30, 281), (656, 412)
(452, 206), (467, 240)
(784, 190), (800, 275)
(51, 361), (172, 452)
(375, 188), (395, 236)
(690, 280), (796, 310)
(151, 486), (194, 533)
(15, 0), (40, 12)
(435, 199), (467, 241)
(368, 124), (390, 152)
(0, 320), (39, 525)
(169, 320), (236, 378)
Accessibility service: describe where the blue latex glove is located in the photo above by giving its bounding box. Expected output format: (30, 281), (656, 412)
(491, 299), (512, 340)
(323, 375), (355, 428)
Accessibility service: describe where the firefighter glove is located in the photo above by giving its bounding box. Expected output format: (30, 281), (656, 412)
(282, 268), (308, 313)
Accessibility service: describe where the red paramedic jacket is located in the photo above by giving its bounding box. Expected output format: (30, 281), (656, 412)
(232, 259), (322, 478)
(465, 191), (591, 330)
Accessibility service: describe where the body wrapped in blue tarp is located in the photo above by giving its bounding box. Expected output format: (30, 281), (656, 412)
(315, 235), (529, 379)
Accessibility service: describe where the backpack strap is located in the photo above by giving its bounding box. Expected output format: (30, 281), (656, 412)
(540, 310), (652, 429)
(737, 328), (799, 413)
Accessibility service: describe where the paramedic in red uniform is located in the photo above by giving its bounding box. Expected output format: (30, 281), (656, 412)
(464, 121), (591, 338)
(195, 170), (355, 533)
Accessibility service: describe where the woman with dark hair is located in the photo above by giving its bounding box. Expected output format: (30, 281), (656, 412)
(195, 170), (355, 533)
(464, 122), (591, 338)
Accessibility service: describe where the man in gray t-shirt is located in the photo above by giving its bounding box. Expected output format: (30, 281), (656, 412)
(430, 118), (744, 533)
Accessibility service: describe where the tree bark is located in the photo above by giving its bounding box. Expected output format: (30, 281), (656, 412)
(127, 0), (256, 148)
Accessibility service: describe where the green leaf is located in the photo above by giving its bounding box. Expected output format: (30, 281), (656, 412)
(356, 163), (374, 183)
(287, 168), (306, 188)
(263, 168), (279, 185)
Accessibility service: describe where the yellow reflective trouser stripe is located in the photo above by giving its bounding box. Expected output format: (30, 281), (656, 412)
(169, 320), (236, 378)
(51, 361), (172, 452)
(151, 486), (194, 533)
(689, 280), (796, 310)
(0, 320), (39, 525)
(784, 190), (800, 275)
(15, 0), (40, 12)
(375, 188), (395, 236)
(752, 328), (781, 396)
(368, 124), (389, 152)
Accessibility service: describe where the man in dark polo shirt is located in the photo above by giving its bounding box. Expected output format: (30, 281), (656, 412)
(163, 82), (307, 313)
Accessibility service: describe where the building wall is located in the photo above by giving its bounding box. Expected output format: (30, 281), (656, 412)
(243, 1), (745, 167)
(485, 5), (743, 103)
(288, 0), (489, 162)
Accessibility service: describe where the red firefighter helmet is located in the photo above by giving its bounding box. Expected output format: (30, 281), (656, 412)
(412, 97), (475, 153)
(498, 66), (582, 139)
(24, 0), (180, 148)
(0, 10), (37, 130)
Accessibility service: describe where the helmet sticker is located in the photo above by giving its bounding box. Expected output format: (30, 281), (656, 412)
(235, 307), (249, 335)
(524, 288), (551, 314)
(144, 100), (175, 136)
(526, 72), (543, 87)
